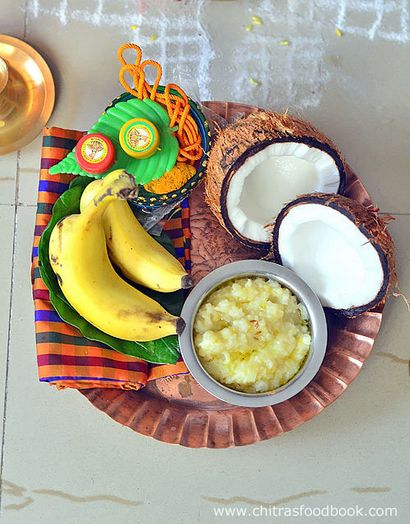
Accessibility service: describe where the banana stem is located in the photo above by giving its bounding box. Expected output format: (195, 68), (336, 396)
(82, 171), (137, 219)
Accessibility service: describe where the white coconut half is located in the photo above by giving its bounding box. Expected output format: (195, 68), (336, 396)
(205, 110), (348, 251)
(226, 142), (341, 245)
(272, 194), (396, 316)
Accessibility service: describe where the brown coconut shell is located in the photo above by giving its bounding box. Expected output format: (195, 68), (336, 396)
(205, 110), (348, 251)
(272, 193), (397, 317)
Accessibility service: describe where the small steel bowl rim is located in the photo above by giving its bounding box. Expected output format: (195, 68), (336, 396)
(178, 260), (328, 407)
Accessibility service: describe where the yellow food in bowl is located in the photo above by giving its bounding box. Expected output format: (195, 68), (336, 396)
(193, 277), (311, 393)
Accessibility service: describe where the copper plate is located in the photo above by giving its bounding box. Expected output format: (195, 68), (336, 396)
(81, 101), (383, 448)
(0, 35), (55, 155)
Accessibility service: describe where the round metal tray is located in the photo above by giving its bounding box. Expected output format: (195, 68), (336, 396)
(80, 101), (383, 448)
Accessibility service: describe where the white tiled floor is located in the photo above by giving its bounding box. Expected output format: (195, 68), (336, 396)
(17, 136), (42, 207)
(0, 205), (15, 443)
(1, 1), (410, 523)
(0, 153), (17, 205)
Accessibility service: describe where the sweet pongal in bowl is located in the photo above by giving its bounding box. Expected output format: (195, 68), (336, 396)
(193, 277), (311, 394)
(179, 261), (327, 407)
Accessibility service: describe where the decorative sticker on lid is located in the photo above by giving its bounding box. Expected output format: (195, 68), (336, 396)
(75, 133), (115, 174)
(119, 118), (160, 159)
(81, 136), (108, 163)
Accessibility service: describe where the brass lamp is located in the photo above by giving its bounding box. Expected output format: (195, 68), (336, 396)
(0, 35), (55, 155)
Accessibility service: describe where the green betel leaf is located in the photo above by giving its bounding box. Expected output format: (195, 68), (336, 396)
(49, 98), (178, 185)
(38, 177), (181, 364)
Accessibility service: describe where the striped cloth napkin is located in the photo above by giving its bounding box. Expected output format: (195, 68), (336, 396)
(32, 127), (189, 389)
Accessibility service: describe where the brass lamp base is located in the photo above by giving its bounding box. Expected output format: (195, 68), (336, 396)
(0, 35), (55, 155)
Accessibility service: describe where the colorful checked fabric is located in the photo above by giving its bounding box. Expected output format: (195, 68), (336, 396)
(32, 127), (189, 389)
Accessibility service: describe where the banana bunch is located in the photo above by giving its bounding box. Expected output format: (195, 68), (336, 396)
(49, 170), (187, 342)
(80, 178), (192, 292)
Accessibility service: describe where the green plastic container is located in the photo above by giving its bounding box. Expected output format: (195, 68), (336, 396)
(106, 88), (211, 209)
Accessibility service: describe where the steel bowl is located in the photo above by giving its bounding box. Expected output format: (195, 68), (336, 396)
(178, 260), (327, 407)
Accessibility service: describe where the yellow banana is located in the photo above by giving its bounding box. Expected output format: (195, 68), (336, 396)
(49, 170), (184, 341)
(80, 179), (192, 292)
